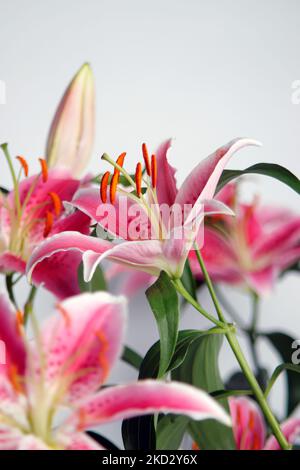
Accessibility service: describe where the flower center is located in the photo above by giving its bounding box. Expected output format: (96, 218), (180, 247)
(0, 145), (63, 260)
(99, 143), (166, 239)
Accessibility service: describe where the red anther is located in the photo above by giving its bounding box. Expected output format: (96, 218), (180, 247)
(43, 211), (54, 237)
(16, 156), (29, 177)
(110, 171), (119, 204)
(151, 154), (157, 188)
(100, 171), (110, 203)
(48, 192), (62, 216)
(135, 162), (142, 197)
(39, 158), (48, 183)
(142, 143), (151, 176)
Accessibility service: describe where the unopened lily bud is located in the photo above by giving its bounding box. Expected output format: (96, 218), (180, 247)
(46, 63), (95, 177)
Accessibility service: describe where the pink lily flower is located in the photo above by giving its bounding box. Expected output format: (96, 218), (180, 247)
(189, 183), (300, 295)
(46, 63), (95, 177)
(229, 396), (300, 450)
(0, 151), (91, 299)
(26, 138), (260, 285)
(0, 291), (230, 450)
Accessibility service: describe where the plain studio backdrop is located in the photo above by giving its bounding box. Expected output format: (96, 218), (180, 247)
(0, 0), (299, 446)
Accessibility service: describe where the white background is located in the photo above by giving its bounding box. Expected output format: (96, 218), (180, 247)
(0, 0), (299, 447)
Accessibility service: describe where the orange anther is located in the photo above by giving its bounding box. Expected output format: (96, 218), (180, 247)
(43, 211), (54, 237)
(151, 154), (157, 188)
(95, 330), (109, 382)
(39, 158), (48, 183)
(135, 162), (142, 197)
(142, 143), (151, 176)
(16, 156), (29, 177)
(100, 171), (110, 204)
(116, 152), (126, 169)
(48, 192), (62, 216)
(8, 364), (23, 394)
(16, 310), (24, 336)
(110, 171), (119, 204)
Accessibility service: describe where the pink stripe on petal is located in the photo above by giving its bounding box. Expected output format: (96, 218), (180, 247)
(72, 380), (231, 429)
(264, 417), (300, 450)
(0, 293), (26, 377)
(40, 292), (127, 402)
(175, 138), (261, 209)
(0, 252), (26, 276)
(244, 266), (277, 296)
(67, 187), (151, 241)
(82, 239), (165, 282)
(0, 425), (24, 450)
(26, 231), (112, 282)
(60, 432), (105, 450)
(155, 139), (178, 206)
(229, 397), (266, 450)
(252, 218), (300, 260)
(17, 435), (50, 450)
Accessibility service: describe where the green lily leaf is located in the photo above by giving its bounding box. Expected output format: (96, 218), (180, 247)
(122, 328), (223, 451)
(216, 163), (300, 194)
(146, 272), (179, 378)
(122, 415), (156, 450)
(172, 334), (235, 450)
(122, 346), (143, 370)
(262, 332), (300, 415)
(180, 259), (197, 302)
(265, 363), (300, 398)
(156, 415), (189, 450)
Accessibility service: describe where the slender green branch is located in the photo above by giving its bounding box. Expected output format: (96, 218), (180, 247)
(122, 346), (143, 370)
(1, 143), (21, 218)
(172, 278), (224, 328)
(24, 286), (38, 324)
(193, 243), (226, 323)
(211, 389), (253, 400)
(265, 363), (300, 398)
(5, 274), (19, 309)
(189, 245), (291, 450)
(247, 291), (260, 373)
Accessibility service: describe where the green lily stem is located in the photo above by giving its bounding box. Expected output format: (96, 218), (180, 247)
(1, 143), (21, 218)
(172, 279), (224, 329)
(247, 292), (260, 374)
(225, 331), (290, 449)
(193, 244), (226, 323)
(24, 286), (38, 324)
(185, 244), (291, 450)
(5, 274), (19, 309)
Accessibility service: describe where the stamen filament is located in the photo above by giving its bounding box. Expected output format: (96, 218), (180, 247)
(101, 153), (136, 189)
(1, 143), (22, 219)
